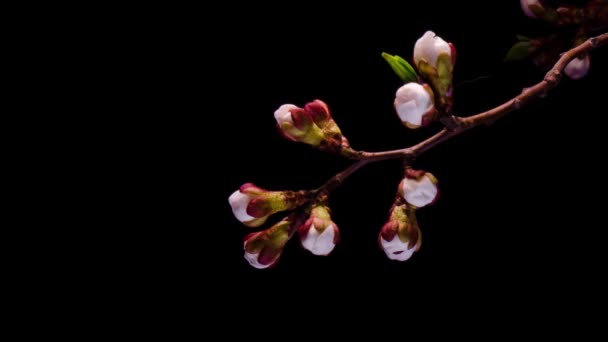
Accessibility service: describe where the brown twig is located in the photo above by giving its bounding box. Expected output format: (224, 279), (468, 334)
(312, 32), (607, 199)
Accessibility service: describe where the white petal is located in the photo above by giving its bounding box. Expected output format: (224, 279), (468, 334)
(380, 237), (416, 261)
(274, 104), (297, 125)
(229, 191), (255, 222)
(414, 31), (434, 66)
(414, 31), (450, 67)
(395, 83), (433, 126)
(301, 224), (336, 256)
(396, 101), (422, 126)
(402, 175), (438, 207)
(565, 56), (590, 80)
(520, 0), (541, 18)
(244, 251), (271, 269)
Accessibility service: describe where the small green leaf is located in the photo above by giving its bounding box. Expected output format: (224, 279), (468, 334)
(516, 34), (531, 41)
(504, 41), (535, 62)
(382, 52), (418, 83)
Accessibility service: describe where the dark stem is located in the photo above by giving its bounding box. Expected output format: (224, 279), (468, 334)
(311, 33), (608, 201)
(311, 32), (607, 199)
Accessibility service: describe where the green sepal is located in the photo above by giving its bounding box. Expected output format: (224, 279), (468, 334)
(281, 121), (325, 146)
(416, 59), (437, 78)
(434, 53), (453, 98)
(268, 220), (291, 245)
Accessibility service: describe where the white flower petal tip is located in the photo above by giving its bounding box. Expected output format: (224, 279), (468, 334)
(274, 104), (298, 126)
(229, 190), (255, 222)
(380, 237), (417, 262)
(244, 250), (273, 269)
(414, 31), (451, 68)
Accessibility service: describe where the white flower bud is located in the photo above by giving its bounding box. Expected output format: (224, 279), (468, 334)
(378, 204), (421, 262)
(394, 83), (435, 128)
(301, 223), (338, 256)
(298, 205), (340, 256)
(414, 31), (451, 69)
(564, 55), (590, 80)
(401, 171), (439, 208)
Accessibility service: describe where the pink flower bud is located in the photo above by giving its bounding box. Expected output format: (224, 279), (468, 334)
(274, 104), (325, 146)
(243, 219), (292, 269)
(394, 83), (436, 129)
(520, 0), (544, 19)
(379, 205), (421, 262)
(228, 183), (306, 227)
(564, 54), (590, 80)
(413, 31), (453, 70)
(298, 205), (340, 256)
(400, 169), (439, 208)
(274, 100), (349, 154)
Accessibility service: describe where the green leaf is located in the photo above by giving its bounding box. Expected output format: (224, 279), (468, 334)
(382, 52), (418, 83)
(504, 41), (535, 62)
(516, 34), (531, 41)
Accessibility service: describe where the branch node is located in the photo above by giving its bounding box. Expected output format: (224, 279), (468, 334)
(544, 70), (561, 85)
(439, 116), (462, 131)
(513, 98), (522, 109)
(403, 149), (416, 162)
(590, 37), (598, 49)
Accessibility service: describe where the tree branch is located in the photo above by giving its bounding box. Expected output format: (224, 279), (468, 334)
(312, 32), (607, 199)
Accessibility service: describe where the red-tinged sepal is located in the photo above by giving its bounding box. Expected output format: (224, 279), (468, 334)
(243, 219), (292, 269)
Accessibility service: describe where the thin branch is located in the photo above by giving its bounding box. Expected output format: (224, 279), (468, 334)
(312, 158), (371, 199)
(312, 32), (607, 199)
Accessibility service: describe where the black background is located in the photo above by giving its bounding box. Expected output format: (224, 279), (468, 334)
(142, 1), (608, 321)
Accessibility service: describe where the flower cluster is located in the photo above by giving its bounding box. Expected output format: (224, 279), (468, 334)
(509, 0), (605, 79)
(231, 188), (342, 268)
(230, 168), (439, 268)
(229, 30), (452, 269)
(392, 31), (456, 128)
(227, 13), (604, 269)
